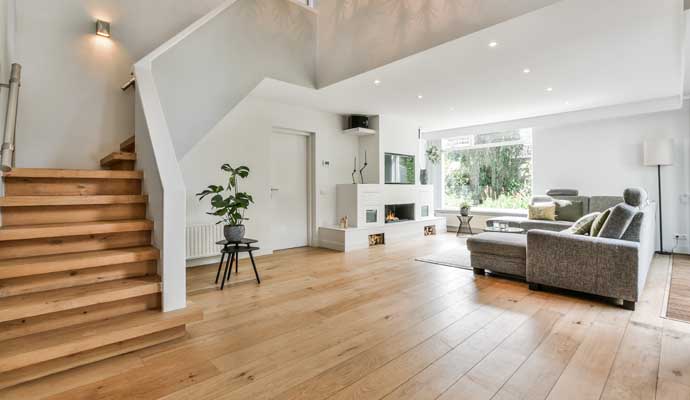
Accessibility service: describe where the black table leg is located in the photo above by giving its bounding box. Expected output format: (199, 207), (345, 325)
(215, 251), (226, 284)
(228, 251), (240, 281)
(249, 250), (261, 284)
(221, 251), (233, 290)
(235, 246), (240, 275)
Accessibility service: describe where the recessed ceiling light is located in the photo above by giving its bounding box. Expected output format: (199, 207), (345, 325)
(450, 106), (455, 111)
(417, 94), (424, 99)
(488, 41), (498, 48)
(523, 68), (531, 74)
(373, 79), (381, 86)
(545, 87), (554, 92)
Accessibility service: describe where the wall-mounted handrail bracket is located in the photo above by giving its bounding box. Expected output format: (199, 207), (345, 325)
(1, 63), (22, 172)
(121, 76), (136, 91)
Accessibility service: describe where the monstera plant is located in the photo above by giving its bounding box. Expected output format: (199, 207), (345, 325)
(196, 164), (254, 241)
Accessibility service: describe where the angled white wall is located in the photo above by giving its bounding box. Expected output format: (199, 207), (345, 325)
(152, 0), (316, 158)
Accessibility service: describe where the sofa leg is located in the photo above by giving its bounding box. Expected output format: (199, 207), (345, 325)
(473, 268), (485, 275)
(528, 283), (541, 291)
(622, 300), (635, 311)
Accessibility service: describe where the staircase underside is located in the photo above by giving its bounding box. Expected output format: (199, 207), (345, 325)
(0, 136), (201, 389)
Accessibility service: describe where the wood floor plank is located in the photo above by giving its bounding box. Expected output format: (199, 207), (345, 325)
(490, 301), (603, 400)
(3, 234), (686, 400)
(323, 291), (545, 400)
(599, 323), (662, 400)
(423, 304), (565, 400)
(544, 319), (628, 400)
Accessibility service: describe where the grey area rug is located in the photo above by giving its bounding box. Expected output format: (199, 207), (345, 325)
(416, 244), (472, 271)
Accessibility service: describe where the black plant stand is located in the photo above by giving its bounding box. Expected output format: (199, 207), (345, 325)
(215, 238), (261, 289)
(457, 215), (474, 236)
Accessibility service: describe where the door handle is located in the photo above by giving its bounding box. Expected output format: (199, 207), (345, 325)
(270, 188), (280, 192)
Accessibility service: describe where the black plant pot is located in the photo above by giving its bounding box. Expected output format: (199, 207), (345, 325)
(460, 206), (470, 217)
(420, 169), (429, 185)
(223, 225), (246, 242)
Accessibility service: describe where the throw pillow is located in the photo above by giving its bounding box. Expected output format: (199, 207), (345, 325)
(621, 211), (644, 242)
(598, 203), (637, 239)
(590, 208), (611, 237)
(562, 212), (600, 235)
(555, 200), (584, 222)
(528, 202), (556, 221)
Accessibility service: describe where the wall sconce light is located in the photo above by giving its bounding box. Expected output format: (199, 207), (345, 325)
(96, 20), (111, 37)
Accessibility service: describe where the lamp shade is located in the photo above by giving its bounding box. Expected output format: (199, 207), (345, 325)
(643, 138), (674, 166)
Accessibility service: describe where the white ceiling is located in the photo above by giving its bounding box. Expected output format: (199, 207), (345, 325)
(254, 0), (684, 133)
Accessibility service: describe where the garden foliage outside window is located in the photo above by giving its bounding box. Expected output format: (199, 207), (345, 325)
(441, 129), (532, 210)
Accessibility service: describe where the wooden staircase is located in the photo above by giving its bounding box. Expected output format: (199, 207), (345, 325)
(0, 136), (202, 389)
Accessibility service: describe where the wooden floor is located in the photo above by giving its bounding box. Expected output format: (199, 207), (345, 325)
(667, 254), (690, 323)
(2, 233), (690, 400)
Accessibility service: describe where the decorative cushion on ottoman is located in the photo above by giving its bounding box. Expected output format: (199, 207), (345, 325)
(467, 233), (528, 277)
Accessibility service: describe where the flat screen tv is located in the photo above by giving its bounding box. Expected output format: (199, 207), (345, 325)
(384, 153), (415, 184)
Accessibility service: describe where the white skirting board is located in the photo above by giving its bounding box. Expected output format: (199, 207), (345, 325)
(319, 217), (446, 252)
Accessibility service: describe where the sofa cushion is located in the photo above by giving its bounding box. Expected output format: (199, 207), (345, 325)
(621, 211), (644, 242)
(598, 203), (636, 239)
(590, 196), (623, 213)
(624, 187), (647, 207)
(562, 212), (600, 235)
(590, 208), (611, 236)
(528, 203), (556, 221)
(467, 232), (527, 259)
(554, 200), (585, 222)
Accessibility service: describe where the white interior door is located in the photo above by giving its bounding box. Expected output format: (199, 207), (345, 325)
(270, 130), (309, 250)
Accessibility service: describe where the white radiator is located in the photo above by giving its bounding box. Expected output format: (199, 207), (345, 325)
(186, 224), (225, 259)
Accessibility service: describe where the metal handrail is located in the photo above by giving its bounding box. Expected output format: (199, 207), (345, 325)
(1, 63), (21, 172)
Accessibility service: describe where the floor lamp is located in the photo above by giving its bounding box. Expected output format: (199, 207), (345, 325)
(643, 138), (673, 254)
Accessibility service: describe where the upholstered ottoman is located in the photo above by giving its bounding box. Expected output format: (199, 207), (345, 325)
(466, 232), (527, 278)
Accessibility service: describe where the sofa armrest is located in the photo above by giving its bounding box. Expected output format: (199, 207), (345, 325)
(526, 230), (641, 301)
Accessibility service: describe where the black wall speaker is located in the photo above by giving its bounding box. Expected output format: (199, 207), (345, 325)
(348, 115), (369, 129)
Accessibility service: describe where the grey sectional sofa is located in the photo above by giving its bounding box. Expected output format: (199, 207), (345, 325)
(485, 192), (623, 232)
(467, 189), (656, 310)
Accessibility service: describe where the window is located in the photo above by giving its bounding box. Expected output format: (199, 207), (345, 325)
(441, 129), (532, 210)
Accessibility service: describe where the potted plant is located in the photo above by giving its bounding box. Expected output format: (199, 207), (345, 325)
(460, 200), (472, 217)
(196, 164), (254, 242)
(426, 145), (441, 165)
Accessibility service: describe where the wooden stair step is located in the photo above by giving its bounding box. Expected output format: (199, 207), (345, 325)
(0, 246), (159, 280)
(0, 276), (161, 323)
(3, 168), (142, 180)
(0, 302), (203, 373)
(120, 136), (135, 152)
(0, 219), (153, 242)
(100, 152), (136, 171)
(0, 326), (184, 390)
(0, 195), (147, 207)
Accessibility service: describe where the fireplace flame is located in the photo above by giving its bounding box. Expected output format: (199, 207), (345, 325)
(386, 210), (399, 222)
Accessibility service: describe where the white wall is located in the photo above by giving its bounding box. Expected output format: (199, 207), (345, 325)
(181, 95), (357, 263)
(378, 114), (422, 184)
(0, 0), (14, 173)
(12, 0), (225, 169)
(153, 0), (316, 159)
(533, 104), (690, 253)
